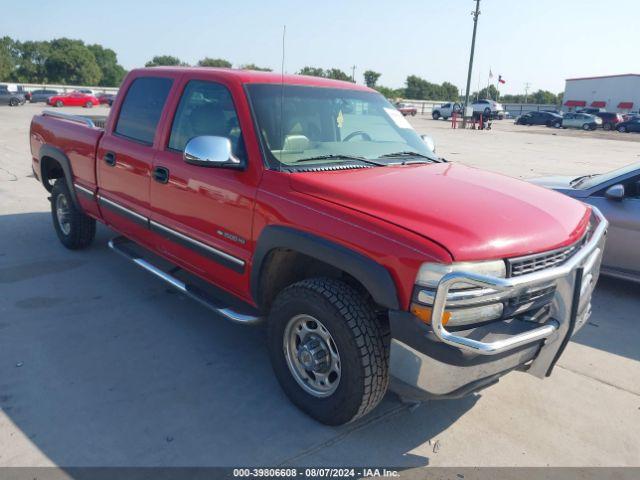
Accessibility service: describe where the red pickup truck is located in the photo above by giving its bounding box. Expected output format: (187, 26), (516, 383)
(30, 67), (607, 426)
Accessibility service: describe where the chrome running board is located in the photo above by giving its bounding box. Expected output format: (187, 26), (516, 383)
(108, 236), (263, 325)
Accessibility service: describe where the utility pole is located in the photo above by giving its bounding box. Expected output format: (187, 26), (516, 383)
(463, 0), (481, 122)
(524, 82), (531, 104)
(351, 65), (357, 83)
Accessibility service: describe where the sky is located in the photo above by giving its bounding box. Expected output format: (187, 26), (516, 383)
(2, 0), (639, 95)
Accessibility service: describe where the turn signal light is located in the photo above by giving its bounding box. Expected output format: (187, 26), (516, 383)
(410, 303), (451, 325)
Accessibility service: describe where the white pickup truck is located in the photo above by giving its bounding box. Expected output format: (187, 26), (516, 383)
(432, 99), (505, 120)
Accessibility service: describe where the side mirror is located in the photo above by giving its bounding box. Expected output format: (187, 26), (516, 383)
(184, 136), (242, 168)
(420, 134), (436, 153)
(605, 184), (625, 200)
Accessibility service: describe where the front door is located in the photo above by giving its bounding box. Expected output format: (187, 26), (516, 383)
(588, 175), (640, 275)
(149, 78), (257, 298)
(97, 75), (174, 243)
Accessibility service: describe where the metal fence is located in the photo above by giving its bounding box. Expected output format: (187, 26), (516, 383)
(398, 99), (561, 118)
(18, 82), (119, 95)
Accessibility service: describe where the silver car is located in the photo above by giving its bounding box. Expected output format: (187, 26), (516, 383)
(530, 162), (640, 282)
(560, 112), (602, 130)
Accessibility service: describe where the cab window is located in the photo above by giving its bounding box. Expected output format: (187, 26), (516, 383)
(115, 77), (173, 145)
(168, 80), (246, 161)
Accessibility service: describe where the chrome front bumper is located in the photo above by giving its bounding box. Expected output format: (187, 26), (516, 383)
(390, 207), (608, 398)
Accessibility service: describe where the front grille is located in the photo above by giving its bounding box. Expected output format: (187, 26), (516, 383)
(508, 242), (581, 277)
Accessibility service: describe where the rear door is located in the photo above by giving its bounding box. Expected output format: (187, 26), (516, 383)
(97, 73), (176, 244)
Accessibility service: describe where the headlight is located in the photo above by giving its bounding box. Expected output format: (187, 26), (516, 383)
(412, 260), (507, 327)
(416, 260), (506, 289)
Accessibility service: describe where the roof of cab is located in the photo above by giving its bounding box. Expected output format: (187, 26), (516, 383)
(134, 66), (374, 91)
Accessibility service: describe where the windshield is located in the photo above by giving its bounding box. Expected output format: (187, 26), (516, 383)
(246, 84), (436, 167)
(577, 161), (640, 189)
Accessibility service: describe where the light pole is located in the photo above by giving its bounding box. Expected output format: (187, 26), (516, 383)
(351, 65), (357, 83)
(463, 0), (481, 122)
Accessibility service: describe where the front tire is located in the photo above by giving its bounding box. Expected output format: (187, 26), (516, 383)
(268, 278), (389, 426)
(582, 123), (591, 131)
(9, 98), (18, 106)
(51, 179), (96, 250)
(603, 122), (612, 131)
(618, 125), (627, 133)
(432, 111), (440, 120)
(85, 101), (93, 108)
(55, 100), (63, 107)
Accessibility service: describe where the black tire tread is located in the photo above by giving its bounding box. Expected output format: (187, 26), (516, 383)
(51, 179), (96, 250)
(270, 277), (389, 424)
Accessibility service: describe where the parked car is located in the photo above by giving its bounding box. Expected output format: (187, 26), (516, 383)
(29, 89), (60, 103)
(0, 85), (26, 106)
(515, 111), (562, 127)
(30, 67), (607, 426)
(47, 91), (100, 108)
(97, 93), (116, 106)
(530, 162), (640, 282)
(622, 112), (639, 122)
(432, 102), (461, 120)
(395, 102), (417, 116)
(559, 112), (602, 130)
(541, 109), (563, 116)
(616, 118), (640, 133)
(592, 112), (623, 131)
(77, 88), (95, 95)
(472, 99), (505, 119)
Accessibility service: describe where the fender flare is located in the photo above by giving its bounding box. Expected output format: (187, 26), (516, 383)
(251, 225), (400, 310)
(39, 144), (82, 210)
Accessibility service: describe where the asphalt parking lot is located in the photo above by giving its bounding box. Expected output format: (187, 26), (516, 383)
(0, 103), (638, 468)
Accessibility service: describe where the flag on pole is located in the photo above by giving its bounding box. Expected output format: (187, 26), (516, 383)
(498, 75), (506, 84)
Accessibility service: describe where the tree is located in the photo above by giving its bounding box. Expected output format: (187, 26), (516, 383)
(474, 84), (499, 101)
(405, 75), (443, 100)
(239, 63), (272, 71)
(325, 68), (352, 82)
(45, 38), (101, 85)
(298, 66), (325, 77)
(197, 57), (231, 68)
(88, 44), (126, 86)
(363, 70), (381, 88)
(530, 89), (558, 105)
(145, 55), (187, 67)
(0, 37), (16, 81)
(375, 85), (403, 99)
(12, 40), (50, 83)
(440, 81), (459, 101)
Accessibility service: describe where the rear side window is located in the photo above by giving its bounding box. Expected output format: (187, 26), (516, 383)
(115, 77), (173, 145)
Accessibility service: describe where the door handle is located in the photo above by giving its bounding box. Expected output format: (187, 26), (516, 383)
(104, 152), (116, 166)
(153, 166), (170, 184)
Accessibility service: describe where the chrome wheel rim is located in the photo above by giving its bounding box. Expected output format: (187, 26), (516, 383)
(56, 194), (71, 235)
(283, 314), (341, 397)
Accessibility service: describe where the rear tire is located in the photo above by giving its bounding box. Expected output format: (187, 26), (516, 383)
(582, 123), (591, 131)
(618, 125), (627, 133)
(554, 121), (562, 128)
(51, 179), (96, 250)
(267, 277), (389, 426)
(603, 122), (612, 131)
(9, 98), (18, 106)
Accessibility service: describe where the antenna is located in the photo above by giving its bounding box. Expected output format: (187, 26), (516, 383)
(279, 25), (286, 164)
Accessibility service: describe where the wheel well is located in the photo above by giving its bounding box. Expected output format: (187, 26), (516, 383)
(257, 248), (377, 313)
(40, 156), (64, 192)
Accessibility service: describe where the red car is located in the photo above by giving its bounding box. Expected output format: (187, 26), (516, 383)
(395, 102), (418, 116)
(48, 91), (100, 108)
(30, 68), (607, 426)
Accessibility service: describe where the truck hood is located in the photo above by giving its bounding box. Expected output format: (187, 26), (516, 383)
(289, 163), (590, 261)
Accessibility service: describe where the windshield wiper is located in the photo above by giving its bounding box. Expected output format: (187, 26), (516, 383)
(377, 151), (441, 163)
(570, 174), (598, 187)
(292, 154), (386, 166)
